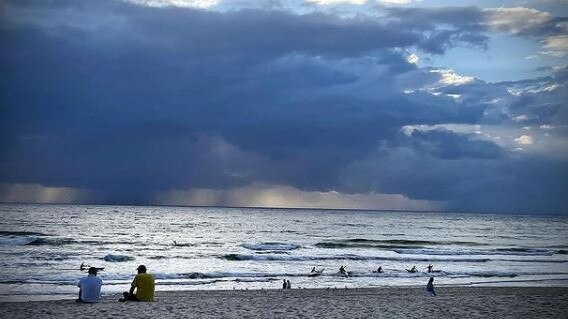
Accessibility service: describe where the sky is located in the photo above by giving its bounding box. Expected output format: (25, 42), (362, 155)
(0, 0), (567, 214)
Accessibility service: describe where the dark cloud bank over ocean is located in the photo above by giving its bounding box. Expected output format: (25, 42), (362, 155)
(0, 0), (567, 214)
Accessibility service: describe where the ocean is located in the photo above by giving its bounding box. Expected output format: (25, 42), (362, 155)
(0, 204), (567, 301)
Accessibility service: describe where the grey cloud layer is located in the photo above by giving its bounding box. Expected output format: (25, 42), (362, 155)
(1, 0), (567, 212)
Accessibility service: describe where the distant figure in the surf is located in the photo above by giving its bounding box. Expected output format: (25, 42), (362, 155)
(376, 266), (383, 273)
(427, 264), (433, 273)
(173, 240), (177, 246)
(309, 267), (324, 276)
(80, 262), (87, 271)
(286, 280), (291, 289)
(282, 279), (287, 289)
(426, 277), (436, 296)
(77, 267), (102, 303)
(408, 266), (418, 273)
(339, 265), (348, 276)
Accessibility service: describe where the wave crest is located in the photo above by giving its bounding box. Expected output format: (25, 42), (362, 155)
(315, 238), (487, 249)
(241, 242), (300, 251)
(103, 254), (135, 262)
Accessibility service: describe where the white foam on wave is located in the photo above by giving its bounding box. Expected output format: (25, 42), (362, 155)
(0, 236), (37, 246)
(393, 248), (555, 257)
(222, 253), (490, 263)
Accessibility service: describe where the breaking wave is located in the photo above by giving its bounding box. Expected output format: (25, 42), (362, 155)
(241, 242), (300, 251)
(220, 253), (490, 263)
(315, 238), (488, 249)
(0, 231), (51, 246)
(393, 248), (557, 257)
(103, 254), (135, 262)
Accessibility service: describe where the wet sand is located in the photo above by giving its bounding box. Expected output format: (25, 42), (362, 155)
(1, 286), (567, 318)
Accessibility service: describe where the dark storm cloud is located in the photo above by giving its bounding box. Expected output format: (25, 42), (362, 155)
(0, 0), (567, 213)
(407, 129), (504, 160)
(340, 145), (568, 213)
(386, 6), (568, 52)
(385, 6), (489, 53)
(497, 68), (568, 128)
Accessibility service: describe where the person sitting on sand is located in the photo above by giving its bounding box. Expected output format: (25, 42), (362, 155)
(427, 264), (433, 273)
(426, 277), (436, 296)
(119, 265), (155, 302)
(77, 267), (102, 303)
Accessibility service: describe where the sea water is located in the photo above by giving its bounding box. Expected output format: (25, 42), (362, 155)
(0, 204), (567, 301)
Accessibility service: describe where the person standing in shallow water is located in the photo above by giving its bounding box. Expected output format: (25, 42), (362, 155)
(286, 280), (291, 289)
(426, 277), (436, 296)
(282, 279), (287, 289)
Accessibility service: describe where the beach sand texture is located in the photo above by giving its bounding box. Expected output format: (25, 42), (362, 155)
(1, 286), (567, 319)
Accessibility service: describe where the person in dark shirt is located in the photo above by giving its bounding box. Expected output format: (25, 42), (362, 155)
(426, 277), (436, 296)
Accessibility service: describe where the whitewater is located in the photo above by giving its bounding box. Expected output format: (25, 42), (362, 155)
(0, 204), (567, 301)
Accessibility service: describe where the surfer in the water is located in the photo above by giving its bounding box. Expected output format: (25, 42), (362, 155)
(427, 264), (433, 273)
(339, 265), (348, 276)
(311, 267), (316, 273)
(80, 263), (104, 272)
(376, 266), (383, 273)
(408, 266), (418, 273)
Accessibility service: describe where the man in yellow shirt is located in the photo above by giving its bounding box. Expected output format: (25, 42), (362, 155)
(119, 265), (155, 302)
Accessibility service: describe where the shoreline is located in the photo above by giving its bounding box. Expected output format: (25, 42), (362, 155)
(2, 286), (567, 318)
(3, 279), (568, 303)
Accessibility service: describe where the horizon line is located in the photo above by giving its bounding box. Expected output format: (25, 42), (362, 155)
(0, 201), (566, 217)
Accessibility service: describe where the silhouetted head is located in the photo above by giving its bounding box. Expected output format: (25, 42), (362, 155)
(137, 265), (147, 273)
(88, 267), (98, 275)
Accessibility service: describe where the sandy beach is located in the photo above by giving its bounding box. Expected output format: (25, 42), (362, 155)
(1, 286), (567, 318)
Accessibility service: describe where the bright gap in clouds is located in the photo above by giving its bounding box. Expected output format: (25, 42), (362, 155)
(0, 183), (91, 204)
(154, 185), (444, 211)
(123, 0), (219, 8)
(423, 36), (551, 82)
